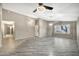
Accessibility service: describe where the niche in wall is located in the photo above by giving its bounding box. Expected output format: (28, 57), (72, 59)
(54, 24), (70, 34)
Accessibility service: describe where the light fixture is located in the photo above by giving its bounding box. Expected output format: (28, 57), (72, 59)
(33, 3), (53, 13)
(49, 23), (53, 26)
(37, 6), (46, 13)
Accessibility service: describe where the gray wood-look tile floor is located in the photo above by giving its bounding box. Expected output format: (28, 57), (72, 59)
(0, 37), (79, 56)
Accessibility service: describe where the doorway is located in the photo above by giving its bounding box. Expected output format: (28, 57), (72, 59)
(1, 21), (15, 52)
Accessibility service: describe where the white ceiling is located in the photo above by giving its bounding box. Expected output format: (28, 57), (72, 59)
(2, 3), (79, 21)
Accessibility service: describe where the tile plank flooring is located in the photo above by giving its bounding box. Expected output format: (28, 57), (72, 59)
(0, 37), (79, 56)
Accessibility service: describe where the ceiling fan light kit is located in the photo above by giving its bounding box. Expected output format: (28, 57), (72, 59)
(33, 3), (53, 13)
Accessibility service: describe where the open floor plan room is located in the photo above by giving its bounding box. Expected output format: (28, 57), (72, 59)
(0, 3), (79, 56)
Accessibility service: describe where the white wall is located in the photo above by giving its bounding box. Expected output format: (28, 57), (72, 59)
(2, 9), (35, 40)
(77, 17), (79, 49)
(47, 22), (53, 37)
(2, 9), (49, 40)
(0, 4), (2, 47)
(39, 19), (48, 37)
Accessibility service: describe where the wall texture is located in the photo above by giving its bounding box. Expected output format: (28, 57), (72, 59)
(47, 22), (54, 37)
(2, 8), (76, 41)
(77, 17), (79, 49)
(2, 9), (35, 40)
(47, 21), (77, 39)
(0, 4), (2, 47)
(39, 19), (48, 37)
(2, 9), (48, 40)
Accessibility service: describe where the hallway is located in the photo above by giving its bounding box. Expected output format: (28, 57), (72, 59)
(0, 37), (79, 56)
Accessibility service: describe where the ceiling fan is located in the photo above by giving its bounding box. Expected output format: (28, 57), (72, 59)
(33, 3), (53, 13)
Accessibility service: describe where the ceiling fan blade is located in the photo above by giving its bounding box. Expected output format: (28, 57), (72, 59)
(33, 9), (37, 12)
(38, 3), (43, 6)
(44, 5), (53, 10)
